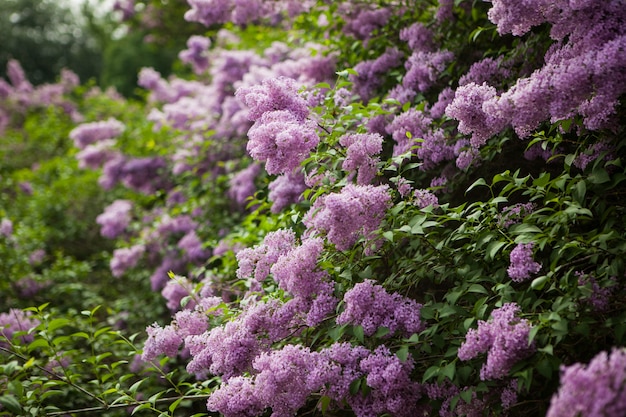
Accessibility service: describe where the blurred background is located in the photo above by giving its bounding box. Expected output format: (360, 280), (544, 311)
(0, 0), (200, 96)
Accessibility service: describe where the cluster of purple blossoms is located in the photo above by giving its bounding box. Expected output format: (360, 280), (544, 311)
(75, 139), (118, 170)
(184, 0), (276, 27)
(236, 77), (319, 175)
(207, 342), (422, 417)
(304, 184), (391, 253)
(498, 203), (535, 228)
(179, 35), (211, 75)
(185, 298), (291, 380)
(161, 275), (196, 312)
(96, 199), (133, 239)
(69, 118), (125, 150)
(400, 22), (434, 52)
(110, 244), (145, 278)
(267, 170), (307, 213)
(228, 163), (262, 208)
(341, 7), (391, 42)
(413, 189), (439, 209)
(178, 230), (210, 264)
(576, 272), (616, 313)
(0, 218), (13, 237)
(403, 50), (454, 93)
(339, 133), (383, 185)
(236, 229), (296, 281)
(445, 82), (507, 149)
(351, 48), (404, 101)
(13, 277), (49, 299)
(547, 348), (626, 417)
(337, 280), (424, 338)
(0, 309), (40, 348)
(572, 140), (615, 171)
(507, 242), (541, 282)
(458, 303), (535, 380)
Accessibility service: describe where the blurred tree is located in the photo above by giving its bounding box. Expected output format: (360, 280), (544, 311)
(0, 0), (103, 85)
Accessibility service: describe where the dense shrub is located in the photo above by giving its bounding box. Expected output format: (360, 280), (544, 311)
(1, 0), (625, 416)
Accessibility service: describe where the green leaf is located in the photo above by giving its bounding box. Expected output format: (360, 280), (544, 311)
(169, 397), (184, 413)
(531, 275), (549, 290)
(485, 241), (507, 261)
(47, 318), (71, 333)
(374, 327), (390, 338)
(353, 325), (364, 343)
(349, 378), (362, 395)
(466, 178), (487, 193)
(0, 395), (23, 414)
(396, 345), (409, 362)
(319, 395), (331, 414)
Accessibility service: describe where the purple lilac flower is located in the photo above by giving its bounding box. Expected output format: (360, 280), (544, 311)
(142, 323), (183, 361)
(573, 141), (615, 171)
(576, 272), (616, 312)
(445, 82), (507, 148)
(96, 200), (133, 239)
(267, 170), (307, 213)
(429, 86), (456, 119)
(386, 109), (433, 158)
(13, 277), (49, 298)
(304, 184), (391, 252)
(246, 110), (319, 175)
(69, 118), (125, 150)
(435, 0), (455, 22)
(342, 7), (391, 41)
(179, 35), (211, 74)
(98, 154), (126, 190)
(28, 249), (46, 265)
(339, 133), (383, 185)
(547, 348), (626, 417)
(0, 218), (13, 237)
(349, 345), (423, 417)
(75, 139), (117, 169)
(0, 309), (40, 348)
(507, 242), (541, 282)
(121, 157), (168, 194)
(150, 256), (186, 291)
(178, 230), (210, 264)
(337, 279), (424, 338)
(228, 163), (262, 207)
(403, 50), (454, 93)
(162, 275), (195, 312)
(186, 298), (287, 380)
(413, 189), (439, 209)
(400, 22), (434, 52)
(184, 0), (231, 27)
(236, 229), (296, 281)
(7, 60), (32, 92)
(235, 76), (310, 122)
(110, 245), (145, 278)
(351, 48), (404, 101)
(458, 303), (535, 380)
(498, 203), (535, 228)
(459, 57), (510, 88)
(270, 237), (328, 299)
(206, 376), (266, 417)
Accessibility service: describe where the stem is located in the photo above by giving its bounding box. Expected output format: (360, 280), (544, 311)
(45, 394), (211, 416)
(0, 345), (107, 406)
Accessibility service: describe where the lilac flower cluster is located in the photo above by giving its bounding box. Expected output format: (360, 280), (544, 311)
(75, 139), (118, 170)
(576, 272), (616, 313)
(96, 199), (133, 239)
(339, 133), (383, 185)
(0, 60), (81, 132)
(337, 280), (424, 337)
(507, 242), (541, 282)
(228, 163), (262, 208)
(497, 203), (535, 228)
(304, 184), (391, 253)
(547, 348), (626, 417)
(207, 342), (423, 417)
(0, 309), (40, 348)
(413, 189), (439, 209)
(458, 303), (535, 380)
(69, 118), (125, 150)
(341, 7), (391, 42)
(178, 230), (210, 264)
(0, 218), (13, 238)
(237, 77), (319, 175)
(110, 244), (145, 278)
(350, 48), (404, 101)
(236, 229), (296, 281)
(403, 50), (454, 93)
(267, 170), (307, 213)
(179, 35), (211, 75)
